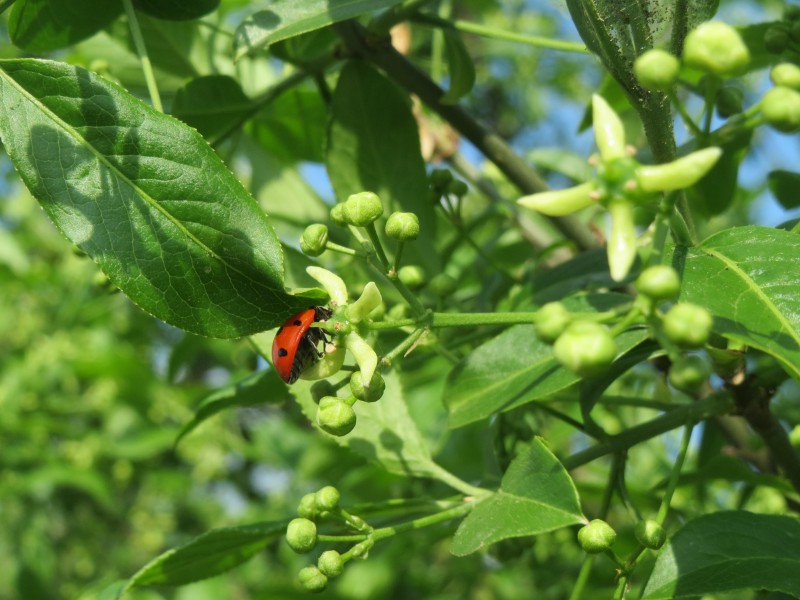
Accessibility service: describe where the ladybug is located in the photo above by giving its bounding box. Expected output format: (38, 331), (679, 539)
(272, 306), (332, 384)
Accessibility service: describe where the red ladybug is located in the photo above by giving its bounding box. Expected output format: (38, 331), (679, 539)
(272, 306), (332, 384)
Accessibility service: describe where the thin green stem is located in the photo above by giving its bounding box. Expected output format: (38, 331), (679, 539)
(569, 555), (596, 600)
(381, 327), (428, 365)
(370, 499), (477, 541)
(598, 396), (679, 411)
(318, 534), (368, 542)
(392, 241), (405, 273)
(364, 223), (390, 269)
(122, 0), (163, 112)
(326, 241), (361, 256)
(369, 318), (418, 330)
(669, 91), (702, 137)
(601, 454), (624, 517)
(0, 0), (15, 16)
(368, 0), (434, 35)
(656, 420), (694, 523)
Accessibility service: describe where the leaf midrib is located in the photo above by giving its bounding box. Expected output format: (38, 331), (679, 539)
(0, 61), (273, 291)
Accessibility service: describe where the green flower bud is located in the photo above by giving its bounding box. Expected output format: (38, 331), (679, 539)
(762, 86), (800, 132)
(553, 322), (617, 377)
(306, 266), (349, 306)
(683, 21), (750, 77)
(534, 302), (572, 344)
(635, 519), (667, 550)
(297, 493), (319, 520)
(387, 303), (409, 321)
(518, 182), (596, 216)
(315, 486), (341, 512)
(607, 199), (637, 282)
(286, 518), (318, 553)
(715, 86), (743, 118)
(345, 332), (378, 385)
(300, 224), (328, 257)
(577, 519), (617, 554)
(343, 191), (383, 227)
(300, 346), (346, 382)
(347, 282), (383, 323)
(298, 565), (328, 592)
(447, 179), (469, 197)
(636, 265), (681, 302)
(330, 203), (347, 226)
(350, 370), (386, 402)
(385, 212), (420, 241)
(764, 26), (790, 54)
(668, 354), (712, 393)
(397, 265), (425, 289)
(428, 273), (457, 297)
(317, 396), (357, 436)
(770, 63), (800, 90)
(663, 303), (713, 348)
(429, 168), (453, 189)
(592, 94), (627, 160)
(311, 380), (338, 403)
(637, 147), (722, 192)
(634, 49), (680, 92)
(318, 550), (345, 578)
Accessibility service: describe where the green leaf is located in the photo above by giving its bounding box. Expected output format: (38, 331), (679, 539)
(532, 248), (627, 304)
(125, 521), (286, 590)
(23, 465), (116, 513)
(446, 294), (649, 428)
(450, 438), (585, 556)
(133, 0), (219, 21)
(642, 511), (800, 598)
(0, 58), (308, 338)
(676, 226), (800, 380)
(9, 0), (123, 52)
(441, 30), (476, 104)
(768, 170), (800, 210)
(172, 75), (253, 142)
(675, 454), (794, 493)
(326, 61), (437, 270)
(233, 0), (403, 60)
(255, 87), (328, 164)
(175, 369), (288, 445)
(688, 131), (751, 217)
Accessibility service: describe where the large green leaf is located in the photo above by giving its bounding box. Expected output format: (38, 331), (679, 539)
(125, 521), (286, 590)
(326, 61), (437, 270)
(676, 226), (800, 380)
(9, 0), (123, 52)
(450, 438), (586, 556)
(0, 59), (310, 337)
(446, 294), (649, 428)
(172, 75), (254, 143)
(133, 0), (219, 21)
(233, 0), (404, 60)
(643, 511), (800, 598)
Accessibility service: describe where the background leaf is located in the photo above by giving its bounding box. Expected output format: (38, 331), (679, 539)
(133, 0), (219, 21)
(0, 58), (308, 338)
(172, 75), (253, 142)
(675, 226), (800, 379)
(768, 170), (800, 210)
(642, 511), (800, 598)
(441, 30), (476, 104)
(450, 438), (585, 555)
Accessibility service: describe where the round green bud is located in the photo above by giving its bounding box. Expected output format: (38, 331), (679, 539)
(342, 191), (383, 227)
(770, 63), (800, 90)
(317, 396), (357, 436)
(668, 354), (712, 393)
(298, 565), (328, 593)
(634, 519), (667, 550)
(716, 86), (744, 118)
(350, 370), (386, 402)
(311, 380), (337, 403)
(314, 486), (341, 512)
(330, 203), (347, 226)
(385, 212), (420, 241)
(286, 518), (318, 553)
(534, 302), (571, 344)
(318, 550), (345, 579)
(397, 265), (425, 290)
(297, 493), (319, 520)
(387, 303), (408, 321)
(553, 322), (617, 378)
(683, 21), (750, 77)
(634, 49), (680, 92)
(428, 273), (457, 297)
(447, 179), (469, 198)
(429, 168), (453, 189)
(762, 86), (800, 132)
(662, 303), (713, 348)
(577, 519), (617, 554)
(300, 224), (329, 257)
(764, 26), (790, 54)
(635, 265), (681, 302)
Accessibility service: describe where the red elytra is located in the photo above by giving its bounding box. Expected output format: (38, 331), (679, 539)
(272, 306), (332, 384)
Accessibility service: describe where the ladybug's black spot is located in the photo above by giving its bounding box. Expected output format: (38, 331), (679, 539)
(278, 348), (289, 357)
(294, 319), (303, 326)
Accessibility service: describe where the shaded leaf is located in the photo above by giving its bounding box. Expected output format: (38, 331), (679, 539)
(688, 131), (751, 217)
(133, 0), (219, 21)
(255, 87), (328, 164)
(441, 30), (476, 104)
(125, 521), (285, 590)
(173, 75), (253, 142)
(675, 226), (800, 379)
(0, 58), (308, 338)
(768, 170), (800, 210)
(643, 511), (800, 598)
(450, 438), (585, 555)
(234, 0), (404, 60)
